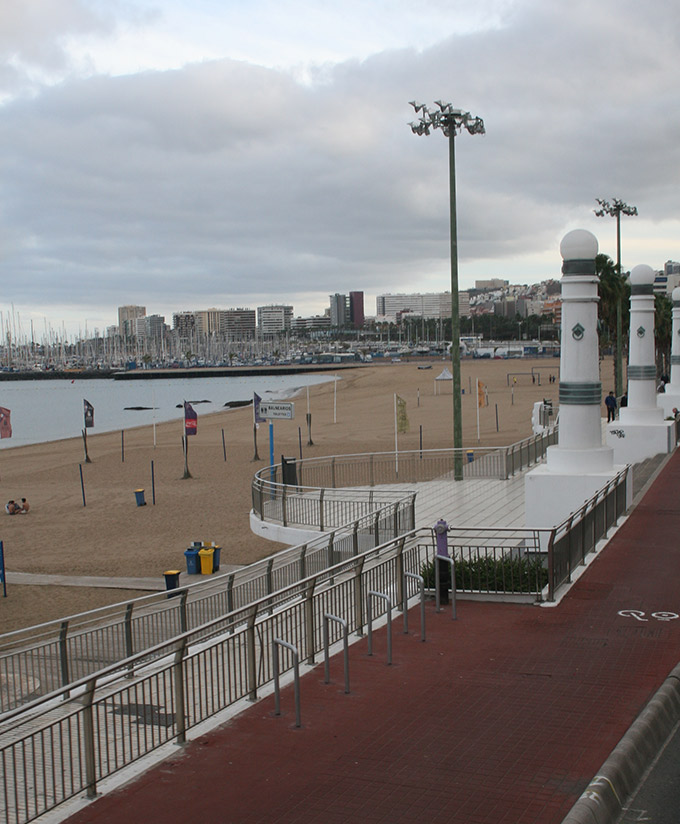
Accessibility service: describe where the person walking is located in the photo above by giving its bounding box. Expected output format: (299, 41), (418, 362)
(605, 390), (617, 422)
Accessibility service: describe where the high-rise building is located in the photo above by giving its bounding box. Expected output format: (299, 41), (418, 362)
(257, 305), (294, 335)
(194, 309), (224, 336)
(223, 309), (256, 339)
(118, 305), (146, 338)
(349, 292), (365, 329)
(173, 312), (196, 343)
(329, 294), (349, 327)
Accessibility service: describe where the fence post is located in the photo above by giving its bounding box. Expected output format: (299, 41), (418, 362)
(226, 574), (235, 622)
(352, 522), (359, 556)
(369, 453), (374, 487)
(331, 457), (336, 489)
(258, 482), (265, 521)
(82, 677), (98, 798)
(323, 613), (350, 693)
(266, 558), (275, 614)
(374, 511), (380, 546)
(354, 557), (366, 635)
(282, 484), (288, 527)
(319, 488), (325, 532)
(395, 538), (405, 610)
(124, 603), (135, 678)
(246, 606), (258, 701)
(179, 589), (188, 634)
(392, 502), (399, 540)
(547, 529), (557, 602)
(327, 531), (335, 572)
(299, 544), (308, 581)
(173, 637), (188, 745)
(304, 579), (316, 664)
(59, 620), (71, 695)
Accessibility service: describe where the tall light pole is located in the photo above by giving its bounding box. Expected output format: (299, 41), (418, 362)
(409, 101), (485, 476)
(594, 197), (638, 398)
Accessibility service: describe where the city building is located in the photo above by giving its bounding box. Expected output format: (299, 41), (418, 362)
(223, 309), (256, 340)
(349, 292), (365, 329)
(257, 305), (294, 335)
(376, 292), (470, 323)
(117, 305), (146, 338)
(329, 294), (349, 327)
(475, 278), (509, 291)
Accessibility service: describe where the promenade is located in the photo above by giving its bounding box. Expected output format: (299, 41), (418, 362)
(50, 449), (680, 824)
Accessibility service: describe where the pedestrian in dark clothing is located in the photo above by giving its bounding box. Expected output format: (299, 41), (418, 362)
(605, 391), (617, 422)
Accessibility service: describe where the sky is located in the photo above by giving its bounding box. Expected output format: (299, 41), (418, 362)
(1, 0), (679, 340)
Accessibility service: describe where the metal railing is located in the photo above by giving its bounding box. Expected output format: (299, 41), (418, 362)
(252, 428), (558, 523)
(0, 495), (415, 714)
(0, 465), (630, 824)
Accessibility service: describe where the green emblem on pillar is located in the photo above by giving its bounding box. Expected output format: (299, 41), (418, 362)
(571, 322), (585, 341)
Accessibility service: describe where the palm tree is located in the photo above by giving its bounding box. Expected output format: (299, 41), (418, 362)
(597, 253), (629, 385)
(655, 294), (672, 379)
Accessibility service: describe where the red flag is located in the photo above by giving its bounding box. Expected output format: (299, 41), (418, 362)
(0, 407), (11, 439)
(184, 401), (197, 436)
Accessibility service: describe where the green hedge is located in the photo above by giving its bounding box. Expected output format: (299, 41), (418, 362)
(422, 553), (548, 594)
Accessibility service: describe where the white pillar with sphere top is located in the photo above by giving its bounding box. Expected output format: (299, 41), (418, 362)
(606, 264), (675, 462)
(525, 230), (626, 529)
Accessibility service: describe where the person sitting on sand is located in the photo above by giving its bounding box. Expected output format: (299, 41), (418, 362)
(5, 500), (19, 515)
(18, 498), (29, 513)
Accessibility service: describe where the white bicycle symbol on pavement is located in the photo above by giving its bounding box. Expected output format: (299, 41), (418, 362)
(618, 610), (679, 622)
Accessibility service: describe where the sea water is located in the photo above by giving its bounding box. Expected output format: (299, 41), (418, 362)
(0, 373), (335, 447)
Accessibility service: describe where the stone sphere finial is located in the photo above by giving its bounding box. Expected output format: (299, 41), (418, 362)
(672, 286), (680, 303)
(560, 229), (598, 261)
(629, 264), (655, 286)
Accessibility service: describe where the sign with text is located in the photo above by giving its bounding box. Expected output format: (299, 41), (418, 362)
(258, 401), (295, 420)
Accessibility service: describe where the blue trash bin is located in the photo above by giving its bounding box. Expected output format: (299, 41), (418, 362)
(466, 450), (474, 463)
(134, 489), (146, 506)
(212, 545), (221, 572)
(184, 548), (200, 575)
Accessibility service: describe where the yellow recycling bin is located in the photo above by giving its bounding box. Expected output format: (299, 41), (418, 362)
(198, 547), (214, 575)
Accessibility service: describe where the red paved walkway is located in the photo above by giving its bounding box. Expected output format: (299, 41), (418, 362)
(65, 454), (680, 824)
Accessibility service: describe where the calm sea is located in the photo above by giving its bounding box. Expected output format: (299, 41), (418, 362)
(0, 374), (335, 448)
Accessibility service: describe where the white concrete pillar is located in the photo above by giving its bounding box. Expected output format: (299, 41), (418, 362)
(525, 230), (621, 530)
(547, 229), (613, 472)
(657, 286), (680, 416)
(619, 265), (663, 424)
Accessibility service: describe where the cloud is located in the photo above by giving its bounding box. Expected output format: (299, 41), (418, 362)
(0, 0), (679, 335)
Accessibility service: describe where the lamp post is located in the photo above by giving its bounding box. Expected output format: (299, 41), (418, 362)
(594, 197), (638, 398)
(409, 101), (485, 476)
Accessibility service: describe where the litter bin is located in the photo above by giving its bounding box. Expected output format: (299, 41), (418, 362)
(466, 450), (474, 464)
(211, 544), (221, 572)
(134, 489), (146, 506)
(184, 548), (200, 575)
(164, 569), (181, 598)
(198, 547), (214, 575)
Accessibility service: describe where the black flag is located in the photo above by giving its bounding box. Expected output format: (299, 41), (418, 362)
(84, 399), (94, 428)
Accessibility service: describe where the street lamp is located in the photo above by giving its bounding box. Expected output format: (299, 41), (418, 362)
(594, 197), (638, 398)
(409, 101), (485, 475)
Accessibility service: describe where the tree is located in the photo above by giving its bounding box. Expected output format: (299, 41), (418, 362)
(655, 294), (672, 379)
(596, 253), (629, 380)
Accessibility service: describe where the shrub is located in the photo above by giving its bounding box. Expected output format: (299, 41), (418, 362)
(421, 553), (548, 594)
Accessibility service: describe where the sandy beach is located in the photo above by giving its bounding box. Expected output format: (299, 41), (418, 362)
(0, 357), (615, 634)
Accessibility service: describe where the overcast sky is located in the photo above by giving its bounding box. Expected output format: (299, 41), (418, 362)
(1, 0), (679, 339)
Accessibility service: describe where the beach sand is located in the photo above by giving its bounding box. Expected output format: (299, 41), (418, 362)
(0, 357), (615, 633)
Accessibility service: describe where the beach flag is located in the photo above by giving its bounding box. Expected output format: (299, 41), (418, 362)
(0, 407), (11, 439)
(477, 381), (488, 409)
(254, 392), (265, 424)
(83, 399), (94, 428)
(396, 395), (409, 433)
(184, 401), (198, 436)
